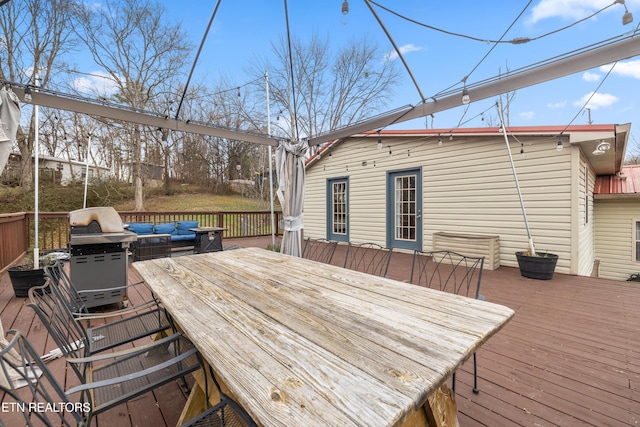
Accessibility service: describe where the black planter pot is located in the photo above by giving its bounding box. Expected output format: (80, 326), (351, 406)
(7, 266), (47, 297)
(515, 252), (559, 280)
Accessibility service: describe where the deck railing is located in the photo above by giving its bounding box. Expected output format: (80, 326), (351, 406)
(0, 210), (282, 271)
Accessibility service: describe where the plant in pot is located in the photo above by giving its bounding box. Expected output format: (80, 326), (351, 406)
(7, 250), (59, 298)
(496, 105), (559, 281)
(515, 247), (559, 280)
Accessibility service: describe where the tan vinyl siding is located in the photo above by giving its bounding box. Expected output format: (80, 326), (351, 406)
(594, 198), (640, 280)
(423, 136), (571, 274)
(576, 155), (596, 276)
(305, 134), (574, 274)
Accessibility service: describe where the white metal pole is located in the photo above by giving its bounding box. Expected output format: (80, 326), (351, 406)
(83, 134), (91, 208)
(33, 77), (39, 269)
(496, 103), (536, 255)
(266, 71), (276, 249)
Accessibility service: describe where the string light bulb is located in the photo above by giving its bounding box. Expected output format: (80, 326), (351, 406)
(342, 0), (349, 15)
(388, 146), (392, 156)
(377, 130), (382, 149)
(557, 136), (564, 151)
(462, 87), (470, 105)
(23, 86), (32, 103)
(438, 135), (442, 146)
(618, 0), (634, 25)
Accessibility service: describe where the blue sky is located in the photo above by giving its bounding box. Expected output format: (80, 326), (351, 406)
(75, 1), (640, 141)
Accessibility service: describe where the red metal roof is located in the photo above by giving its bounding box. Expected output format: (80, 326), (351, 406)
(594, 165), (640, 195)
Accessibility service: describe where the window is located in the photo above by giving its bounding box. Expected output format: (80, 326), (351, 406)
(636, 221), (640, 262)
(585, 166), (589, 224)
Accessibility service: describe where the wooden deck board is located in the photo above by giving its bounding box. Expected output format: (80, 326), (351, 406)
(0, 236), (638, 426)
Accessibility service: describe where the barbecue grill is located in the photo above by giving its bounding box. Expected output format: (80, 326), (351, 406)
(68, 207), (137, 308)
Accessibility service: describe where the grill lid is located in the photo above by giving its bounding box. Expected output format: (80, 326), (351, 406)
(69, 207), (124, 234)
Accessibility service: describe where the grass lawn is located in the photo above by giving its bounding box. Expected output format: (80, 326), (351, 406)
(113, 192), (277, 212)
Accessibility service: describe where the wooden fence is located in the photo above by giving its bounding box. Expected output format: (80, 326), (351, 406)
(0, 210), (282, 271)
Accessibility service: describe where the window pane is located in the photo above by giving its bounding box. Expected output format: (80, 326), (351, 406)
(394, 174), (417, 242)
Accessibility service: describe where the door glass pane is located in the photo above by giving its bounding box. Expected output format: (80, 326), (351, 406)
(332, 182), (347, 235)
(394, 175), (417, 242)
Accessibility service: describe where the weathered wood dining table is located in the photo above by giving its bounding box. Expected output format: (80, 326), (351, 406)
(133, 247), (514, 427)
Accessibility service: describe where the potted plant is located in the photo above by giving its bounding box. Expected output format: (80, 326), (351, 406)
(7, 250), (61, 297)
(515, 249), (559, 280)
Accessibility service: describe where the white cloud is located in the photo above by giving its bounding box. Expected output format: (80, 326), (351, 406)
(519, 111), (535, 120)
(547, 101), (567, 109)
(582, 71), (601, 82)
(600, 60), (640, 79)
(72, 71), (120, 96)
(385, 44), (422, 61)
(528, 0), (613, 24)
(573, 92), (618, 110)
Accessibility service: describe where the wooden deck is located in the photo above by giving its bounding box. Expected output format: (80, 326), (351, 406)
(1, 237), (639, 426)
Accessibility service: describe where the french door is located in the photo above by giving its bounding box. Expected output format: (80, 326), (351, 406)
(326, 178), (349, 242)
(386, 168), (422, 250)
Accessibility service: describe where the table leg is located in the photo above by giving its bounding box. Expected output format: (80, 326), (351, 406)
(176, 369), (223, 426)
(423, 383), (460, 427)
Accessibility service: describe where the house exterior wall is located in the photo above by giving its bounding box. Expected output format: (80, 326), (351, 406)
(305, 134), (576, 275)
(594, 198), (640, 280)
(575, 153), (597, 276)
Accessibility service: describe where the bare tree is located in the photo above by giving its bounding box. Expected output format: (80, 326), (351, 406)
(251, 33), (400, 142)
(0, 0), (76, 190)
(72, 0), (191, 210)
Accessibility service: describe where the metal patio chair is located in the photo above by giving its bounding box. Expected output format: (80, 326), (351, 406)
(410, 249), (485, 394)
(302, 237), (338, 264)
(44, 261), (174, 354)
(27, 282), (202, 415)
(343, 242), (393, 277)
(0, 330), (257, 427)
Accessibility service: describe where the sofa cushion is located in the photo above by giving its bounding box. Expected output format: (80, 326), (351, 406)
(127, 222), (154, 235)
(171, 234), (195, 242)
(177, 220), (198, 235)
(154, 222), (176, 235)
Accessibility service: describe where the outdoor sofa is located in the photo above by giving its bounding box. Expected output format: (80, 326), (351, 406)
(127, 220), (198, 261)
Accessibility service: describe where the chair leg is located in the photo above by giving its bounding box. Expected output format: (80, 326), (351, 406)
(472, 352), (479, 394)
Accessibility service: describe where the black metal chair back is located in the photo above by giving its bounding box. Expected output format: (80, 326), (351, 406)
(0, 330), (258, 427)
(27, 281), (92, 380)
(0, 330), (87, 426)
(410, 250), (484, 299)
(44, 262), (86, 314)
(344, 242), (393, 277)
(302, 238), (338, 264)
(410, 249), (485, 394)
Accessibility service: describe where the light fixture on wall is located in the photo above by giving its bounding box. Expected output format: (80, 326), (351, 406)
(556, 136), (564, 151)
(592, 140), (611, 155)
